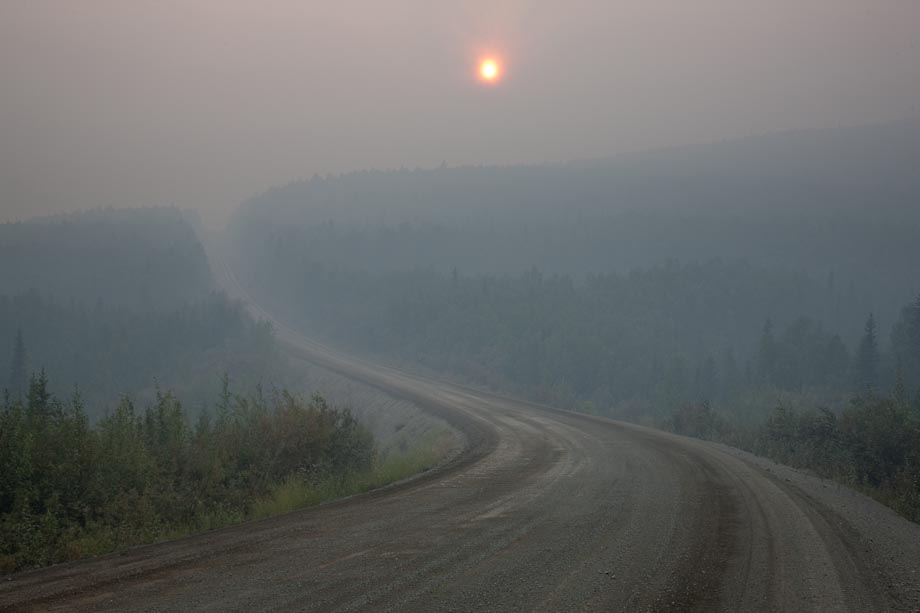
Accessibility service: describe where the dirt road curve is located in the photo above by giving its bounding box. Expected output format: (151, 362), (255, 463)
(3, 264), (920, 611)
(3, 331), (920, 612)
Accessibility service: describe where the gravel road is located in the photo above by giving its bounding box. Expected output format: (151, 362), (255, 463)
(3, 323), (920, 612)
(3, 253), (919, 612)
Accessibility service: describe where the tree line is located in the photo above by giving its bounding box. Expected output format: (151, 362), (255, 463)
(2, 290), (277, 416)
(0, 207), (213, 311)
(224, 258), (920, 419)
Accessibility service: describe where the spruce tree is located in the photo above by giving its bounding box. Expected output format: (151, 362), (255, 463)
(8, 329), (28, 401)
(27, 369), (53, 421)
(217, 372), (232, 425)
(855, 313), (880, 393)
(893, 361), (909, 408)
(909, 293), (920, 365)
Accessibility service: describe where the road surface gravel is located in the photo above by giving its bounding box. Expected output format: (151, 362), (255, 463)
(3, 257), (919, 612)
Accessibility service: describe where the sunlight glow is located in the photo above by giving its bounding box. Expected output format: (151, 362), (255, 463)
(479, 58), (501, 83)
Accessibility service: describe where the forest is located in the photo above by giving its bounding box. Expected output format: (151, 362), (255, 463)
(0, 207), (213, 311)
(229, 119), (920, 331)
(1, 290), (277, 416)
(0, 208), (281, 415)
(215, 255), (920, 415)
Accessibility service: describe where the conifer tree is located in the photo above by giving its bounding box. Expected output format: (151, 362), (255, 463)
(27, 369), (53, 422)
(909, 293), (920, 365)
(893, 361), (909, 408)
(855, 313), (880, 393)
(8, 329), (28, 401)
(217, 372), (232, 425)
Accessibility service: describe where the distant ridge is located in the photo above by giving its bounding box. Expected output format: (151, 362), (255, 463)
(237, 117), (920, 225)
(229, 117), (920, 328)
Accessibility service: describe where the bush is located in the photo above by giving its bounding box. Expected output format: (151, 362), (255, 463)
(668, 402), (724, 440)
(669, 392), (920, 523)
(0, 375), (377, 573)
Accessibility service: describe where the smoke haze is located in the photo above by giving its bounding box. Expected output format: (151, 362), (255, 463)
(2, 1), (919, 222)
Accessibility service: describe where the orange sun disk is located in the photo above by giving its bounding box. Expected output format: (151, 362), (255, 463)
(479, 59), (500, 83)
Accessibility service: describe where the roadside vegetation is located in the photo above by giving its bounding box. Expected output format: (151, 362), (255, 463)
(668, 393), (920, 522)
(665, 295), (920, 522)
(0, 374), (445, 574)
(250, 427), (453, 520)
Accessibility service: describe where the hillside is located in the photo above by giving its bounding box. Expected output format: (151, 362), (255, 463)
(229, 118), (920, 341)
(0, 207), (213, 311)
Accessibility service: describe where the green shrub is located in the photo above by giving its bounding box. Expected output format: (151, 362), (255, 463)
(0, 375), (384, 573)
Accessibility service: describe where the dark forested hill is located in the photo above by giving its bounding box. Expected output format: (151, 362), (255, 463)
(0, 207), (213, 311)
(229, 118), (920, 340)
(0, 290), (277, 415)
(0, 207), (281, 414)
(234, 118), (920, 230)
(223, 118), (920, 425)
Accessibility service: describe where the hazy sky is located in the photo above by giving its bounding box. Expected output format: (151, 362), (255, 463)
(2, 1), (919, 224)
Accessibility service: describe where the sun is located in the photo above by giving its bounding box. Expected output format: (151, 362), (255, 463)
(479, 58), (501, 83)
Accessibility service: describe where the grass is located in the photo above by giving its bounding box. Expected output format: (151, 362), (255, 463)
(250, 427), (455, 520)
